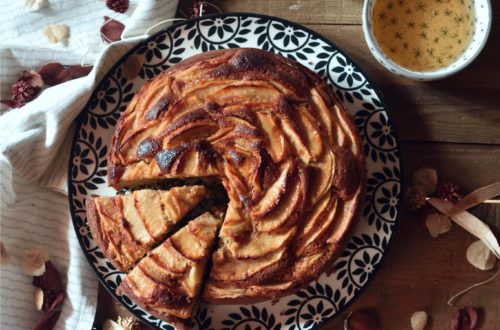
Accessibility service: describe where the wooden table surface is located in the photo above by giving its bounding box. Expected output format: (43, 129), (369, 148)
(94, 0), (500, 329)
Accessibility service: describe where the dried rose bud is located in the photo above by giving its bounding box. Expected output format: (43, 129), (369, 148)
(450, 305), (478, 330)
(437, 181), (461, 203)
(1, 71), (44, 108)
(21, 247), (48, 276)
(406, 185), (427, 211)
(106, 0), (129, 13)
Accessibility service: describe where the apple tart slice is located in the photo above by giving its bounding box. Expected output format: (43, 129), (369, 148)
(86, 185), (208, 272)
(117, 210), (223, 329)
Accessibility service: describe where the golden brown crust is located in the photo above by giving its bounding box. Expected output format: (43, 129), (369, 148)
(85, 186), (208, 272)
(105, 48), (366, 305)
(117, 211), (223, 323)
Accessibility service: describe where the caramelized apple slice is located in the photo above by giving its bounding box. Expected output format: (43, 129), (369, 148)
(226, 226), (296, 259)
(255, 171), (304, 232)
(250, 160), (293, 219)
(256, 112), (290, 163)
(209, 246), (287, 282)
(295, 191), (339, 256)
(308, 149), (335, 206)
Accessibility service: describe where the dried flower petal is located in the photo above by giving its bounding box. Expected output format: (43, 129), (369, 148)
(0, 241), (10, 265)
(43, 24), (70, 44)
(122, 55), (144, 80)
(103, 319), (124, 330)
(106, 0), (129, 13)
(38, 63), (92, 86)
(406, 185), (427, 210)
(450, 305), (478, 330)
(21, 247), (48, 276)
(24, 0), (47, 11)
(345, 311), (380, 330)
(22, 70), (44, 88)
(34, 287), (44, 311)
(411, 311), (428, 330)
(448, 182), (500, 215)
(466, 240), (497, 271)
(101, 16), (125, 43)
(428, 198), (500, 258)
(425, 213), (452, 238)
(413, 167), (437, 195)
(118, 316), (140, 330)
(33, 261), (63, 294)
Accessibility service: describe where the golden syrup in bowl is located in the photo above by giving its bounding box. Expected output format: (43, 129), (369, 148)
(371, 0), (474, 72)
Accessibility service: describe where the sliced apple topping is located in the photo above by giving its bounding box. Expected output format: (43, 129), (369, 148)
(256, 112), (290, 163)
(250, 160), (293, 220)
(308, 149), (335, 206)
(255, 170), (304, 232)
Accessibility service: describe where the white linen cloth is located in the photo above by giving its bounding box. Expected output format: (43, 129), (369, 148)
(0, 1), (179, 329)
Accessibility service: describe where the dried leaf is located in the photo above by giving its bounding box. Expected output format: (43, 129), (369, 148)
(122, 55), (144, 80)
(21, 247), (48, 276)
(448, 182), (500, 215)
(450, 305), (478, 330)
(43, 24), (70, 44)
(466, 240), (497, 270)
(34, 287), (44, 311)
(410, 311), (428, 330)
(345, 311), (380, 330)
(413, 167), (437, 195)
(428, 198), (500, 259)
(425, 213), (452, 238)
(0, 241), (10, 265)
(100, 16), (125, 43)
(39, 63), (92, 86)
(24, 0), (47, 11)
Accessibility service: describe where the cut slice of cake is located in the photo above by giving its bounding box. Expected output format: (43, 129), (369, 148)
(117, 210), (223, 329)
(86, 186), (208, 272)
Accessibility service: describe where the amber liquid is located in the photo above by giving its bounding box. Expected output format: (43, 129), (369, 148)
(372, 0), (474, 72)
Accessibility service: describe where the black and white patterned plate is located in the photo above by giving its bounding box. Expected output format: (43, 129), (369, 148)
(68, 13), (402, 330)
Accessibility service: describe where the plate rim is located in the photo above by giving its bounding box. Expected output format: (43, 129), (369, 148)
(67, 12), (405, 330)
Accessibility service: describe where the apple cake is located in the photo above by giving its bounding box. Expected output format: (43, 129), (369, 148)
(118, 210), (222, 330)
(86, 186), (208, 272)
(86, 47), (365, 323)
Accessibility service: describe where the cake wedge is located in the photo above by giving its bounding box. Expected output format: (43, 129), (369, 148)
(117, 210), (223, 329)
(86, 186), (208, 272)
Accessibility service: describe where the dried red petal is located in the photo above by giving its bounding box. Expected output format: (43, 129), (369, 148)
(33, 310), (61, 330)
(348, 311), (380, 330)
(39, 63), (92, 86)
(100, 16), (125, 43)
(106, 0), (129, 13)
(0, 99), (17, 108)
(33, 261), (63, 293)
(450, 305), (478, 330)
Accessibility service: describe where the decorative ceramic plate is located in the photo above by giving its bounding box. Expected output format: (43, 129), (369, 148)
(69, 13), (402, 330)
